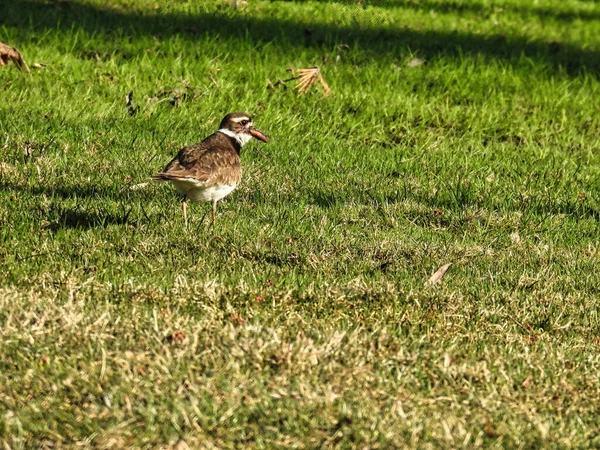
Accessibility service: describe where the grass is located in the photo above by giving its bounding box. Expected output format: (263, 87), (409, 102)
(1, 0), (600, 447)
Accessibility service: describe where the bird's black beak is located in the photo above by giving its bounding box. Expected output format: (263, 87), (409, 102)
(249, 128), (268, 143)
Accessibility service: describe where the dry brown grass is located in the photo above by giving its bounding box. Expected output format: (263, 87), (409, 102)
(2, 278), (600, 448)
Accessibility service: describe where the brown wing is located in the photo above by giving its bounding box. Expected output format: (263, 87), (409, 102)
(152, 133), (241, 186)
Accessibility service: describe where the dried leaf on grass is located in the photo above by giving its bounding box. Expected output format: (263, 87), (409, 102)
(129, 182), (149, 191)
(484, 420), (500, 438)
(153, 80), (204, 107)
(425, 263), (452, 286)
(295, 66), (331, 95)
(120, 182), (150, 194)
(268, 66), (331, 95)
(125, 90), (139, 116)
(407, 57), (425, 68)
(0, 42), (30, 72)
(172, 439), (191, 450)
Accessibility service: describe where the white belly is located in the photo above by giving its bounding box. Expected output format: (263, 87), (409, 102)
(171, 179), (237, 203)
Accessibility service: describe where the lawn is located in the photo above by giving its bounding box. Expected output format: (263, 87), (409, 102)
(1, 0), (600, 447)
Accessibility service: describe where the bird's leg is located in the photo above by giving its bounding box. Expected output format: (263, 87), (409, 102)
(212, 200), (217, 226)
(182, 199), (188, 229)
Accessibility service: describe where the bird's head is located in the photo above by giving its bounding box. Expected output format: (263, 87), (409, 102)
(218, 112), (268, 147)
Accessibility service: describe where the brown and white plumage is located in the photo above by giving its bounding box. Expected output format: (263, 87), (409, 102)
(152, 112), (268, 225)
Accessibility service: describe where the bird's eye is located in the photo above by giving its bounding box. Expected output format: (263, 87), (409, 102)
(241, 120), (249, 126)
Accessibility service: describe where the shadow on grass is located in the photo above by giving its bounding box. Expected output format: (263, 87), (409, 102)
(307, 182), (600, 224)
(47, 207), (133, 231)
(0, 179), (153, 229)
(311, 191), (345, 208)
(2, 0), (599, 77)
(4, 180), (154, 202)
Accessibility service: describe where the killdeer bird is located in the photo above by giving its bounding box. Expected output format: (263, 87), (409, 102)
(152, 112), (268, 226)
